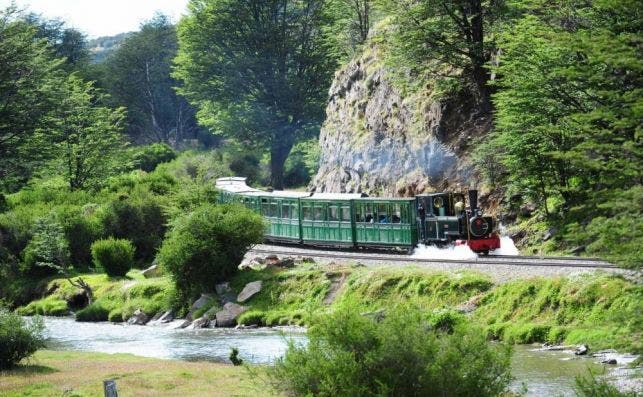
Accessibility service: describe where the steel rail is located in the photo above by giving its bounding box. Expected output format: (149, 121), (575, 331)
(249, 246), (617, 269)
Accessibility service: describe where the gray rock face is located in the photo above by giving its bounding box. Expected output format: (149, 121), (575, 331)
(237, 281), (263, 303)
(310, 46), (486, 196)
(189, 316), (210, 329)
(191, 294), (213, 311)
(142, 264), (162, 278)
(215, 302), (247, 327)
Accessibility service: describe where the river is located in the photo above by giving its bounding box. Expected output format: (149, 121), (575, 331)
(42, 317), (637, 396)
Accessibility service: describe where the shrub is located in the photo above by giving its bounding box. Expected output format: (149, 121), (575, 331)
(575, 372), (639, 397)
(157, 204), (265, 306)
(91, 238), (135, 277)
(271, 305), (512, 397)
(55, 205), (102, 269)
(16, 299), (69, 316)
(100, 193), (167, 263)
(131, 143), (177, 172)
(0, 310), (45, 369)
(22, 216), (69, 277)
(75, 301), (110, 322)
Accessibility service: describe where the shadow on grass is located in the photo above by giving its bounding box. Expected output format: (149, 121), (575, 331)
(3, 364), (59, 375)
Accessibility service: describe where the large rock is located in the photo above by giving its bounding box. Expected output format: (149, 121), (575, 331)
(215, 282), (231, 296)
(142, 264), (162, 278)
(192, 294), (213, 311)
(237, 281), (263, 303)
(188, 316), (210, 329)
(309, 41), (488, 196)
(127, 309), (149, 325)
(215, 302), (247, 327)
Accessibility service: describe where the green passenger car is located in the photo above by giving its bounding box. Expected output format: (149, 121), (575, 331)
(257, 192), (309, 242)
(300, 195), (358, 247)
(353, 198), (417, 248)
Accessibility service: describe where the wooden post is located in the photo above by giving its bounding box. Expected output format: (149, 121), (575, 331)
(103, 379), (118, 397)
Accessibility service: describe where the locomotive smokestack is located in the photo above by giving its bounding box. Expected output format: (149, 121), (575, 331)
(468, 189), (478, 210)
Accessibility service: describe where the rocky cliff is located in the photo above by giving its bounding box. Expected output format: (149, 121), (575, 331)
(310, 45), (490, 197)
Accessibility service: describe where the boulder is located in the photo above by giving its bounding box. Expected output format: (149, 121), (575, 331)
(192, 293), (213, 311)
(189, 316), (210, 329)
(237, 281), (263, 303)
(575, 344), (589, 356)
(142, 264), (162, 278)
(215, 302), (248, 327)
(601, 358), (617, 365)
(150, 311), (163, 322)
(275, 257), (295, 268)
(156, 310), (174, 324)
(127, 309), (149, 325)
(570, 246), (586, 255)
(543, 228), (557, 241)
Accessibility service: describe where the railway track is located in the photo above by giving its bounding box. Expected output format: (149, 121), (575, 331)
(249, 244), (617, 269)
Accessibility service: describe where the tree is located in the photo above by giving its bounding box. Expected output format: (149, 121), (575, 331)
(489, 0), (642, 211)
(100, 14), (202, 145)
(326, 0), (375, 58)
(174, 0), (339, 189)
(386, 0), (506, 111)
(0, 7), (65, 190)
(56, 74), (127, 190)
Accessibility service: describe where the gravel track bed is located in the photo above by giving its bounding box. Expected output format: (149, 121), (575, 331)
(248, 244), (637, 284)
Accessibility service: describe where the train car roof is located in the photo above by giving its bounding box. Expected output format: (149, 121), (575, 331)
(215, 177), (263, 194)
(353, 197), (415, 202)
(304, 192), (367, 200)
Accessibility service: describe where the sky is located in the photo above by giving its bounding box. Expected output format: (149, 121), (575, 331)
(1, 0), (190, 38)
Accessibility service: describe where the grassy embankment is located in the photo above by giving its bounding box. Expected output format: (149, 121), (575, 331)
(0, 350), (273, 397)
(18, 264), (642, 353)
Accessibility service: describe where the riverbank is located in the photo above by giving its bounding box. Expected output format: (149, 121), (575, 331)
(15, 259), (643, 353)
(0, 350), (275, 397)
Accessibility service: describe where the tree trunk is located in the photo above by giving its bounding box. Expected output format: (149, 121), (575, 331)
(270, 133), (295, 190)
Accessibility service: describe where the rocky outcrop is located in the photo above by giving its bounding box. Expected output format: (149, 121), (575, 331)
(310, 44), (488, 196)
(127, 309), (149, 325)
(142, 264), (162, 278)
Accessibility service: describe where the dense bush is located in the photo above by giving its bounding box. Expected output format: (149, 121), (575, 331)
(0, 310), (45, 369)
(100, 192), (167, 263)
(271, 305), (512, 397)
(130, 143), (177, 172)
(157, 204), (265, 306)
(91, 238), (135, 277)
(21, 216), (69, 277)
(75, 301), (110, 322)
(55, 205), (102, 269)
(575, 372), (639, 397)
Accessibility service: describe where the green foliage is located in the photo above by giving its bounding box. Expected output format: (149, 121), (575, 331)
(91, 238), (135, 277)
(55, 73), (127, 190)
(0, 7), (66, 190)
(15, 298), (69, 316)
(229, 347), (243, 366)
(100, 191), (167, 263)
(271, 304), (512, 397)
(284, 139), (321, 187)
(575, 372), (639, 397)
(75, 301), (110, 322)
(157, 204), (265, 306)
(97, 14), (203, 144)
(22, 216), (70, 277)
(0, 310), (45, 369)
(130, 143), (177, 172)
(475, 273), (642, 351)
(175, 0), (339, 188)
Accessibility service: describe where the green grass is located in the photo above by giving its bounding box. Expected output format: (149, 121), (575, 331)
(16, 263), (641, 352)
(0, 350), (276, 397)
(16, 270), (174, 322)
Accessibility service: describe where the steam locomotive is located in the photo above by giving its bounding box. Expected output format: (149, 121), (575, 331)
(216, 177), (500, 254)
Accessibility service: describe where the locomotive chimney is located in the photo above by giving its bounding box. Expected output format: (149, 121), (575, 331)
(468, 189), (478, 210)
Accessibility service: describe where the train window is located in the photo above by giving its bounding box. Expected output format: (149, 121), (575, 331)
(341, 206), (351, 222)
(302, 205), (312, 220)
(314, 205), (325, 221)
(291, 204), (299, 220)
(355, 205), (364, 222)
(378, 203), (388, 223)
(365, 204), (374, 223)
(282, 203), (291, 219)
(391, 203), (402, 224)
(328, 205), (339, 221)
(270, 202), (278, 217)
(261, 199), (269, 216)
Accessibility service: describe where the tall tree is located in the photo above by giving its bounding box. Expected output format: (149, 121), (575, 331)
(174, 0), (339, 188)
(55, 74), (127, 190)
(386, 0), (505, 111)
(99, 14), (202, 145)
(0, 7), (65, 190)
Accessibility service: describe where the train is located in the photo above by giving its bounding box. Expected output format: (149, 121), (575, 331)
(215, 177), (500, 254)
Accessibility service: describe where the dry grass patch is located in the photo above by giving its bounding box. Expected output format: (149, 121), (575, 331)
(0, 350), (278, 397)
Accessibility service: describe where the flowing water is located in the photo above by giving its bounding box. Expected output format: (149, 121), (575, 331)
(40, 317), (640, 396)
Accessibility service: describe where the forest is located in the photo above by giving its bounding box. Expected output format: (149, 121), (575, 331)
(0, 0), (641, 395)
